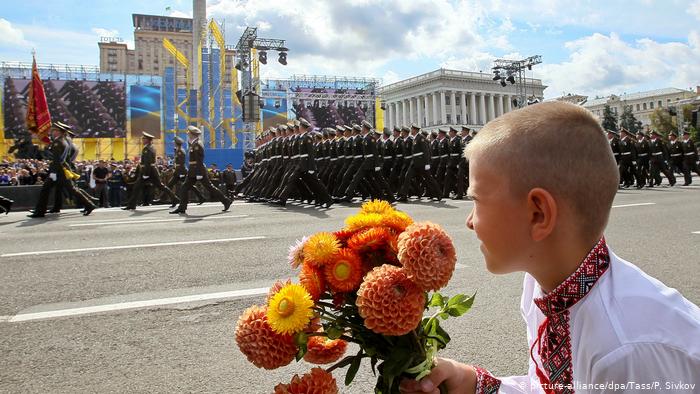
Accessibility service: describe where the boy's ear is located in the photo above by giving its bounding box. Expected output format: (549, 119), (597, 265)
(527, 188), (557, 242)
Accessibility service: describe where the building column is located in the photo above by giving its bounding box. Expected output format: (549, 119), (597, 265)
(417, 96), (423, 127)
(460, 92), (467, 125)
(450, 90), (457, 125)
(496, 94), (503, 116)
(470, 93), (477, 126)
(440, 91), (447, 125)
(424, 95), (430, 126)
(432, 93), (438, 126)
(505, 95), (513, 113)
(409, 98), (415, 125)
(386, 104), (391, 130)
(488, 94), (496, 121)
(401, 100), (407, 126)
(479, 94), (486, 125)
(394, 102), (400, 128)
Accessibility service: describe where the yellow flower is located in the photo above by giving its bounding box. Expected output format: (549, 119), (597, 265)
(344, 212), (384, 232)
(360, 199), (395, 215)
(303, 232), (341, 267)
(381, 210), (414, 233)
(267, 284), (315, 335)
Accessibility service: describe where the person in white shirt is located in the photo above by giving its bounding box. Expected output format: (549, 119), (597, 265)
(400, 102), (700, 394)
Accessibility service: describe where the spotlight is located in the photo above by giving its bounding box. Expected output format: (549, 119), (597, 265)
(259, 51), (267, 65)
(278, 51), (288, 65)
(500, 80), (507, 87)
(527, 65), (532, 70)
(235, 59), (248, 71)
(492, 71), (500, 81)
(506, 75), (515, 84)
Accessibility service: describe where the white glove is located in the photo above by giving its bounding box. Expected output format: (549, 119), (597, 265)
(374, 166), (381, 172)
(631, 161), (637, 166)
(424, 165), (430, 170)
(49, 173), (57, 181)
(308, 170), (315, 174)
(142, 175), (150, 179)
(179, 174), (186, 178)
(196, 175), (203, 180)
(121, 186), (127, 191)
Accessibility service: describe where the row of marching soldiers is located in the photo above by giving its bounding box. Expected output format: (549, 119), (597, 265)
(235, 118), (476, 206)
(607, 128), (700, 188)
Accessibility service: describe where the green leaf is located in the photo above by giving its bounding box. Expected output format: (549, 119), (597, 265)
(428, 292), (445, 308)
(326, 326), (344, 340)
(345, 353), (362, 386)
(295, 342), (307, 361)
(445, 293), (476, 317)
(370, 356), (378, 376)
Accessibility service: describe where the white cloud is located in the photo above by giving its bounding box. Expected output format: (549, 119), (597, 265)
(169, 10), (192, 18)
(534, 32), (700, 98)
(0, 18), (32, 49)
(689, 0), (700, 21)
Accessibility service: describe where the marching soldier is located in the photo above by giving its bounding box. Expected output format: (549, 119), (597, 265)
(636, 131), (651, 188)
(398, 125), (441, 202)
(607, 129), (621, 166)
(442, 126), (462, 199)
(123, 132), (179, 211)
(221, 163), (237, 200)
(668, 132), (684, 179)
(338, 120), (393, 202)
(455, 126), (472, 199)
(166, 136), (205, 207)
(436, 127), (450, 191)
(28, 123), (96, 218)
(380, 128), (394, 180)
(50, 126), (99, 213)
(389, 126), (405, 193)
(649, 130), (676, 186)
(680, 130), (700, 185)
(430, 130), (440, 178)
(618, 128), (639, 188)
(170, 126), (232, 213)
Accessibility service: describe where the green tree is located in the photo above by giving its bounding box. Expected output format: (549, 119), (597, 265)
(649, 108), (677, 137)
(619, 105), (642, 134)
(602, 105), (618, 131)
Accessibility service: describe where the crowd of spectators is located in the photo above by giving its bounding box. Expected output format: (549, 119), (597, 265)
(1, 156), (246, 207)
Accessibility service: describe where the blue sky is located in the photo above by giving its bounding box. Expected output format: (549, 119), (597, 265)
(1, 0), (699, 99)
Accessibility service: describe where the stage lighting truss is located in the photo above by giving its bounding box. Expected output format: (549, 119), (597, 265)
(491, 55), (542, 108)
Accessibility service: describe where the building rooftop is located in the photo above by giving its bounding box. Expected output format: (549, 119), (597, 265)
(380, 68), (543, 93)
(583, 87), (692, 107)
(132, 14), (193, 32)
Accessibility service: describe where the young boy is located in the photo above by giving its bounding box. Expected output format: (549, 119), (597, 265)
(401, 102), (700, 394)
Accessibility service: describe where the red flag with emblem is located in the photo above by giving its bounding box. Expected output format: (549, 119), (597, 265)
(26, 54), (52, 143)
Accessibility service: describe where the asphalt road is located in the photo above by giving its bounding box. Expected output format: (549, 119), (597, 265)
(0, 182), (698, 393)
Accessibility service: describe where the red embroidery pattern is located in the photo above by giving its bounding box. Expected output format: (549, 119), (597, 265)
(531, 238), (610, 394)
(474, 366), (501, 394)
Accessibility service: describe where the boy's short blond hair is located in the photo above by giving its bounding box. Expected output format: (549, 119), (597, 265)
(465, 101), (619, 237)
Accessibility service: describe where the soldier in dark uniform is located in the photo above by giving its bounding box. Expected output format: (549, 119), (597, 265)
(166, 136), (205, 207)
(123, 132), (179, 210)
(607, 129), (621, 166)
(221, 163), (237, 199)
(429, 130), (440, 178)
(0, 195), (12, 214)
(170, 126), (232, 213)
(277, 118), (333, 207)
(28, 123), (96, 218)
(635, 131), (651, 188)
(380, 128), (394, 181)
(680, 130), (700, 185)
(649, 130), (676, 187)
(389, 126), (405, 194)
(50, 127), (98, 213)
(240, 151), (254, 179)
(339, 120), (393, 202)
(668, 132), (684, 178)
(398, 125), (441, 202)
(442, 126), (462, 199)
(399, 126), (414, 194)
(436, 127), (450, 191)
(455, 126), (473, 199)
(618, 128), (639, 188)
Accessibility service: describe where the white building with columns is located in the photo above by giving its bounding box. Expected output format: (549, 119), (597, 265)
(379, 68), (546, 131)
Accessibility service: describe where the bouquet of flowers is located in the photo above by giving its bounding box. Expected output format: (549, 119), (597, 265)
(235, 200), (474, 393)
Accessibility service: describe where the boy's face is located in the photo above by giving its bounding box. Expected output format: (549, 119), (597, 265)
(466, 153), (531, 274)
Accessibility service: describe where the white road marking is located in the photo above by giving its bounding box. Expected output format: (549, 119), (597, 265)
(0, 236), (266, 258)
(611, 202), (656, 208)
(68, 214), (248, 227)
(692, 231), (700, 235)
(7, 287), (270, 322)
(0, 315), (11, 322)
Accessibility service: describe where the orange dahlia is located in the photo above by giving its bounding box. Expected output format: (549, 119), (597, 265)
(235, 305), (297, 370)
(381, 210), (414, 233)
(288, 236), (309, 268)
(397, 222), (457, 291)
(360, 199), (395, 215)
(303, 232), (341, 267)
(324, 248), (363, 293)
(356, 265), (426, 336)
(299, 263), (326, 301)
(274, 367), (338, 394)
(332, 229), (356, 246)
(303, 336), (348, 364)
(348, 227), (392, 252)
(267, 279), (292, 301)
